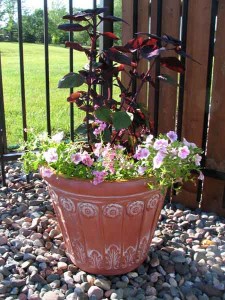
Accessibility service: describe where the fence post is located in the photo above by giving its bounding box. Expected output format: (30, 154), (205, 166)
(0, 53), (7, 186)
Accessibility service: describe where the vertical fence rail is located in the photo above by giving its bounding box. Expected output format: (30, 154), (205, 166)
(17, 0), (27, 141)
(44, 0), (51, 136)
(0, 53), (7, 186)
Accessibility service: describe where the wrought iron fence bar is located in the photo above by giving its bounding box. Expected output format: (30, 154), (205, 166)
(177, 0), (188, 140)
(132, 0), (138, 94)
(100, 0), (114, 98)
(0, 53), (7, 153)
(17, 0), (27, 141)
(153, 0), (162, 137)
(44, 0), (51, 136)
(197, 0), (218, 202)
(69, 0), (74, 141)
(93, 0), (97, 9)
(0, 53), (7, 185)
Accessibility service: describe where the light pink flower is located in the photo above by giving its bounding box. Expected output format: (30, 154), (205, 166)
(166, 131), (177, 143)
(92, 170), (107, 185)
(183, 138), (197, 148)
(93, 143), (103, 157)
(153, 151), (165, 169)
(81, 151), (94, 167)
(93, 120), (107, 136)
(43, 148), (58, 163)
(137, 166), (147, 175)
(71, 153), (82, 164)
(145, 134), (154, 145)
(52, 132), (64, 143)
(134, 147), (150, 160)
(194, 154), (202, 166)
(153, 139), (168, 151)
(178, 146), (190, 159)
(198, 171), (204, 180)
(40, 167), (53, 178)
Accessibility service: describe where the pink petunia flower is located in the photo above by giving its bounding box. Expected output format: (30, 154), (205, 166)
(52, 132), (64, 143)
(93, 120), (107, 136)
(134, 147), (150, 160)
(153, 139), (168, 151)
(43, 148), (58, 163)
(71, 153), (82, 164)
(166, 131), (178, 143)
(40, 167), (53, 178)
(145, 134), (154, 145)
(92, 170), (107, 185)
(194, 154), (202, 166)
(153, 151), (165, 169)
(198, 171), (204, 181)
(137, 166), (147, 175)
(178, 146), (190, 159)
(81, 151), (94, 167)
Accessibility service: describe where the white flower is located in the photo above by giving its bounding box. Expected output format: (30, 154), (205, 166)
(43, 148), (58, 163)
(52, 132), (64, 143)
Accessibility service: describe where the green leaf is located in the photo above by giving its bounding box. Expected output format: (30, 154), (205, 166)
(112, 111), (132, 131)
(58, 72), (85, 88)
(102, 129), (111, 142)
(95, 107), (112, 123)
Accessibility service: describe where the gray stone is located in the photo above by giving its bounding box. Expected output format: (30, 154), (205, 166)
(94, 278), (111, 290)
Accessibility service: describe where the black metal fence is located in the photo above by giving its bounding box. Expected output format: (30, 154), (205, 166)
(0, 0), (114, 186)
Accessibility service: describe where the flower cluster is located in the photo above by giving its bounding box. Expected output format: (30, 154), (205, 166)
(21, 130), (203, 192)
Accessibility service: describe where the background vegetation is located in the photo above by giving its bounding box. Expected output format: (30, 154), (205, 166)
(0, 0), (122, 146)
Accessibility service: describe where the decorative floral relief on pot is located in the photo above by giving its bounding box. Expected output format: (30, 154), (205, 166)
(103, 204), (123, 218)
(147, 193), (161, 210)
(136, 234), (150, 262)
(122, 246), (136, 268)
(78, 203), (98, 218)
(60, 197), (76, 213)
(48, 188), (59, 205)
(88, 250), (103, 269)
(127, 201), (144, 216)
(105, 244), (121, 270)
(72, 239), (86, 264)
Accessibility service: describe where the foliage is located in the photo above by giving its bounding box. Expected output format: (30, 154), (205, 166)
(21, 130), (203, 192)
(21, 7), (203, 191)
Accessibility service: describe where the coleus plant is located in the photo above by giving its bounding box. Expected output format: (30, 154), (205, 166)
(58, 7), (194, 154)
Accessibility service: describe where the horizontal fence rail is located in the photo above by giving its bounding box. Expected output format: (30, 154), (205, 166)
(1, 0), (225, 216)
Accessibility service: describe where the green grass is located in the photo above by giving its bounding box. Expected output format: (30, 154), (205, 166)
(1, 42), (87, 147)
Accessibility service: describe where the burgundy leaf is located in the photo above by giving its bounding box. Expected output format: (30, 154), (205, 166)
(142, 38), (158, 47)
(175, 49), (201, 65)
(160, 57), (185, 73)
(136, 32), (162, 41)
(124, 37), (144, 52)
(99, 15), (129, 24)
(65, 41), (87, 52)
(79, 105), (94, 112)
(106, 47), (136, 67)
(99, 32), (120, 40)
(58, 23), (90, 32)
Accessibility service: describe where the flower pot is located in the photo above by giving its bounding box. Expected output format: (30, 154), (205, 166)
(43, 174), (164, 275)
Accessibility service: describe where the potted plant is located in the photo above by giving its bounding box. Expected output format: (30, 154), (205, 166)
(21, 7), (203, 275)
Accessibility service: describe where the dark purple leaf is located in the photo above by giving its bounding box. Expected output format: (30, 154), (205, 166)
(79, 105), (94, 112)
(135, 32), (162, 41)
(62, 14), (89, 22)
(176, 49), (201, 65)
(106, 48), (136, 67)
(58, 23), (90, 32)
(114, 46), (131, 53)
(160, 57), (185, 73)
(140, 45), (163, 60)
(83, 7), (108, 15)
(161, 34), (182, 46)
(98, 15), (129, 24)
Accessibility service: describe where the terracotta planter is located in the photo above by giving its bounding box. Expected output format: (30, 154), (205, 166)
(43, 174), (164, 275)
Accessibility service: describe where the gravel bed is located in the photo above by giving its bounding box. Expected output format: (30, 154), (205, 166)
(0, 162), (225, 300)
